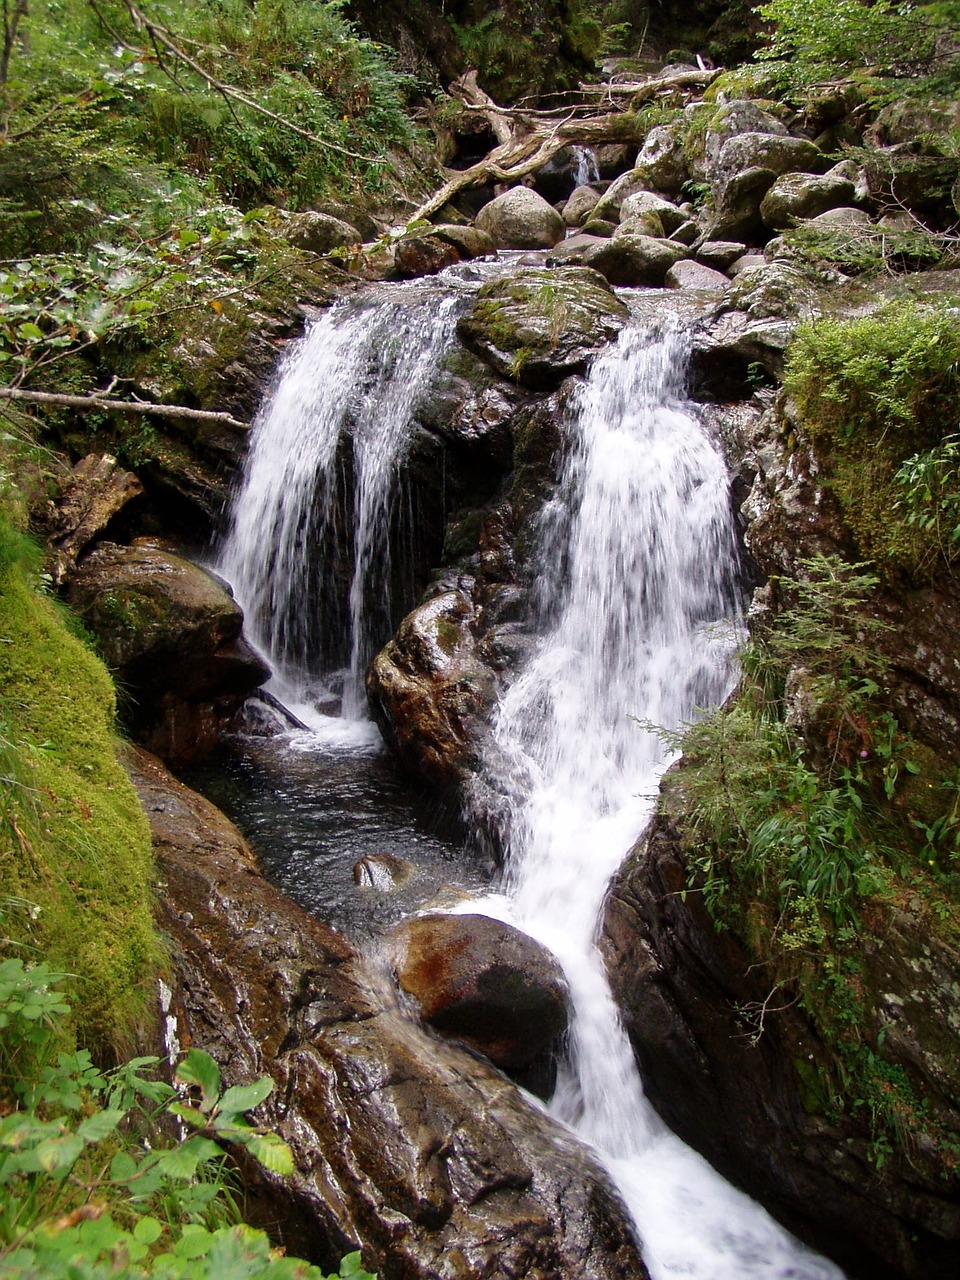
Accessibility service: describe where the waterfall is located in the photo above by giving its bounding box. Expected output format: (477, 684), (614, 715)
(473, 323), (843, 1279)
(219, 283), (845, 1279)
(218, 286), (461, 723)
(572, 144), (601, 187)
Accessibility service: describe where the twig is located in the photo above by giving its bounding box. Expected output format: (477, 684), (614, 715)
(0, 387), (250, 430)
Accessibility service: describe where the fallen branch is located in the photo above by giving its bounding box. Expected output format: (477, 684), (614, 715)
(0, 388), (250, 430)
(578, 68), (722, 99)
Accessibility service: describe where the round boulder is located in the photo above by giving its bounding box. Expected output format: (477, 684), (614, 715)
(562, 184), (602, 228)
(391, 911), (569, 1069)
(475, 186), (565, 249)
(760, 171), (857, 230)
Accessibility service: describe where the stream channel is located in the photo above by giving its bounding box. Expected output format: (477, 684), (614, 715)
(190, 263), (846, 1280)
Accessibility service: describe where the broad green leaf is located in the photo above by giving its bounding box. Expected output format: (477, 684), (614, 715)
(176, 1049), (221, 1110)
(244, 1132), (294, 1176)
(76, 1108), (126, 1144)
(134, 1215), (164, 1245)
(217, 1078), (273, 1117)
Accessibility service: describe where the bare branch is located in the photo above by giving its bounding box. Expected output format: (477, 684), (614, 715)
(0, 387), (250, 430)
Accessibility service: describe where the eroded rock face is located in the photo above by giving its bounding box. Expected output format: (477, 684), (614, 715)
(390, 911), (569, 1069)
(40, 453), (143, 587)
(601, 802), (960, 1280)
(131, 748), (648, 1280)
(67, 539), (268, 762)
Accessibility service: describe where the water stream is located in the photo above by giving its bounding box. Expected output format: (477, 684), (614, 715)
(217, 277), (845, 1280)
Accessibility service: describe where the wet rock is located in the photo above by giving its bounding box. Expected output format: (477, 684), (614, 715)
(456, 266), (628, 389)
(665, 259), (728, 291)
(130, 747), (648, 1280)
(475, 187), (565, 249)
(760, 171), (857, 230)
(562, 184), (602, 227)
(40, 453), (143, 587)
(353, 854), (419, 890)
(602, 799), (960, 1280)
(723, 263), (815, 320)
(429, 223), (496, 259)
(395, 233), (462, 278)
(67, 539), (268, 763)
(366, 589), (496, 795)
(390, 911), (569, 1069)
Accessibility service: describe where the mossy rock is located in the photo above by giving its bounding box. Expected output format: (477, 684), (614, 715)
(456, 267), (629, 389)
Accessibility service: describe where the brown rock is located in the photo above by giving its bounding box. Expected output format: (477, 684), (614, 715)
(42, 454), (142, 587)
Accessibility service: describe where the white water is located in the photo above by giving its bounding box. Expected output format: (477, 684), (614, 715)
(220, 288), (845, 1279)
(572, 143), (601, 187)
(464, 324), (844, 1280)
(219, 287), (461, 723)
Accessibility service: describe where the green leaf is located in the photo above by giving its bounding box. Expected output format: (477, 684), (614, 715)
(76, 1109), (126, 1144)
(153, 1135), (222, 1179)
(134, 1215), (164, 1245)
(176, 1049), (221, 1110)
(17, 322), (43, 341)
(217, 1078), (273, 1117)
(244, 1132), (294, 1176)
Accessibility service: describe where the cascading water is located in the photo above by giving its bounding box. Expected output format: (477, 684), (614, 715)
(219, 286), (461, 722)
(217, 279), (846, 1279)
(468, 322), (844, 1280)
(572, 143), (601, 187)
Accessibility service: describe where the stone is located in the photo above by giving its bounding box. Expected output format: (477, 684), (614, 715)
(728, 252), (767, 275)
(366, 589), (496, 794)
(714, 133), (821, 187)
(312, 200), (379, 242)
(578, 217), (617, 237)
(760, 171), (857, 230)
(561, 184), (602, 227)
(806, 206), (872, 231)
(696, 240), (747, 271)
(615, 212), (665, 238)
(724, 263), (814, 320)
(668, 218), (700, 246)
(694, 100), (789, 180)
(664, 259), (728, 291)
(709, 166), (777, 241)
(572, 234), (687, 288)
(390, 912), (569, 1069)
(353, 854), (418, 890)
(67, 539), (268, 763)
(631, 123), (689, 195)
(455, 266), (629, 389)
(475, 186), (565, 249)
(591, 167), (654, 222)
(130, 748), (648, 1280)
(395, 234), (462, 278)
(285, 210), (361, 255)
(619, 191), (688, 234)
(430, 223), (496, 258)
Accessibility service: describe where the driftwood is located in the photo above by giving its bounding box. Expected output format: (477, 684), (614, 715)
(410, 67), (720, 224)
(0, 387), (250, 430)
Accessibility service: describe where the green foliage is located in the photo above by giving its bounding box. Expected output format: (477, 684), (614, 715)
(783, 302), (960, 575)
(895, 432), (960, 564)
(754, 0), (960, 97)
(0, 960), (376, 1280)
(776, 221), (948, 277)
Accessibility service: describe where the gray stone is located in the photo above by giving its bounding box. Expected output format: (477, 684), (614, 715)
(615, 212), (665, 238)
(695, 100), (789, 180)
(579, 218), (617, 237)
(576, 234), (687, 287)
(475, 187), (565, 249)
(665, 259), (729, 291)
(724, 262), (814, 320)
(619, 190), (687, 234)
(696, 240), (747, 271)
(284, 210), (360, 255)
(728, 252), (767, 276)
(591, 167), (654, 222)
(562, 184), (602, 227)
(631, 123), (689, 195)
(806, 206), (873, 230)
(760, 171), (857, 230)
(709, 166), (778, 241)
(669, 219), (701, 246)
(715, 134), (822, 187)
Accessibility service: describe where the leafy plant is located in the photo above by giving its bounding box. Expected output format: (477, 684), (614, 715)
(895, 431), (960, 565)
(0, 958), (376, 1280)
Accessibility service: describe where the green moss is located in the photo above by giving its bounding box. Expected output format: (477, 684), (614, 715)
(0, 519), (159, 1057)
(784, 302), (960, 578)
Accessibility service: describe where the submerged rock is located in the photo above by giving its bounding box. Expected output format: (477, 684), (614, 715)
(130, 748), (648, 1280)
(390, 911), (569, 1069)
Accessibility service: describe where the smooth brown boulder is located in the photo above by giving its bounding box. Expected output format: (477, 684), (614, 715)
(390, 911), (569, 1069)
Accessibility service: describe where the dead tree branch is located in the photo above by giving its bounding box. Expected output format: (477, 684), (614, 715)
(0, 387), (250, 430)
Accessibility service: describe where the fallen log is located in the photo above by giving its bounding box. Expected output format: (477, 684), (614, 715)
(0, 387), (250, 431)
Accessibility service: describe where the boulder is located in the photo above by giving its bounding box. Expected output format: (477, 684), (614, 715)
(631, 123), (689, 195)
(395, 234), (462, 278)
(806, 206), (873, 231)
(285, 211), (361, 255)
(475, 187), (565, 249)
(760, 170), (857, 230)
(728, 252), (767, 276)
(561, 184), (602, 227)
(709, 166), (778, 241)
(579, 217), (617, 237)
(668, 218), (700, 246)
(312, 201), (379, 242)
(724, 263), (815, 320)
(664, 259), (728, 291)
(714, 133), (822, 187)
(696, 240), (747, 271)
(591, 168), (655, 222)
(619, 191), (688, 234)
(353, 854), (418, 890)
(390, 912), (569, 1069)
(129, 747), (648, 1280)
(569, 234), (687, 287)
(455, 267), (629, 388)
(67, 539), (268, 763)
(430, 223), (496, 258)
(693, 100), (789, 180)
(366, 589), (496, 794)
(615, 212), (665, 238)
